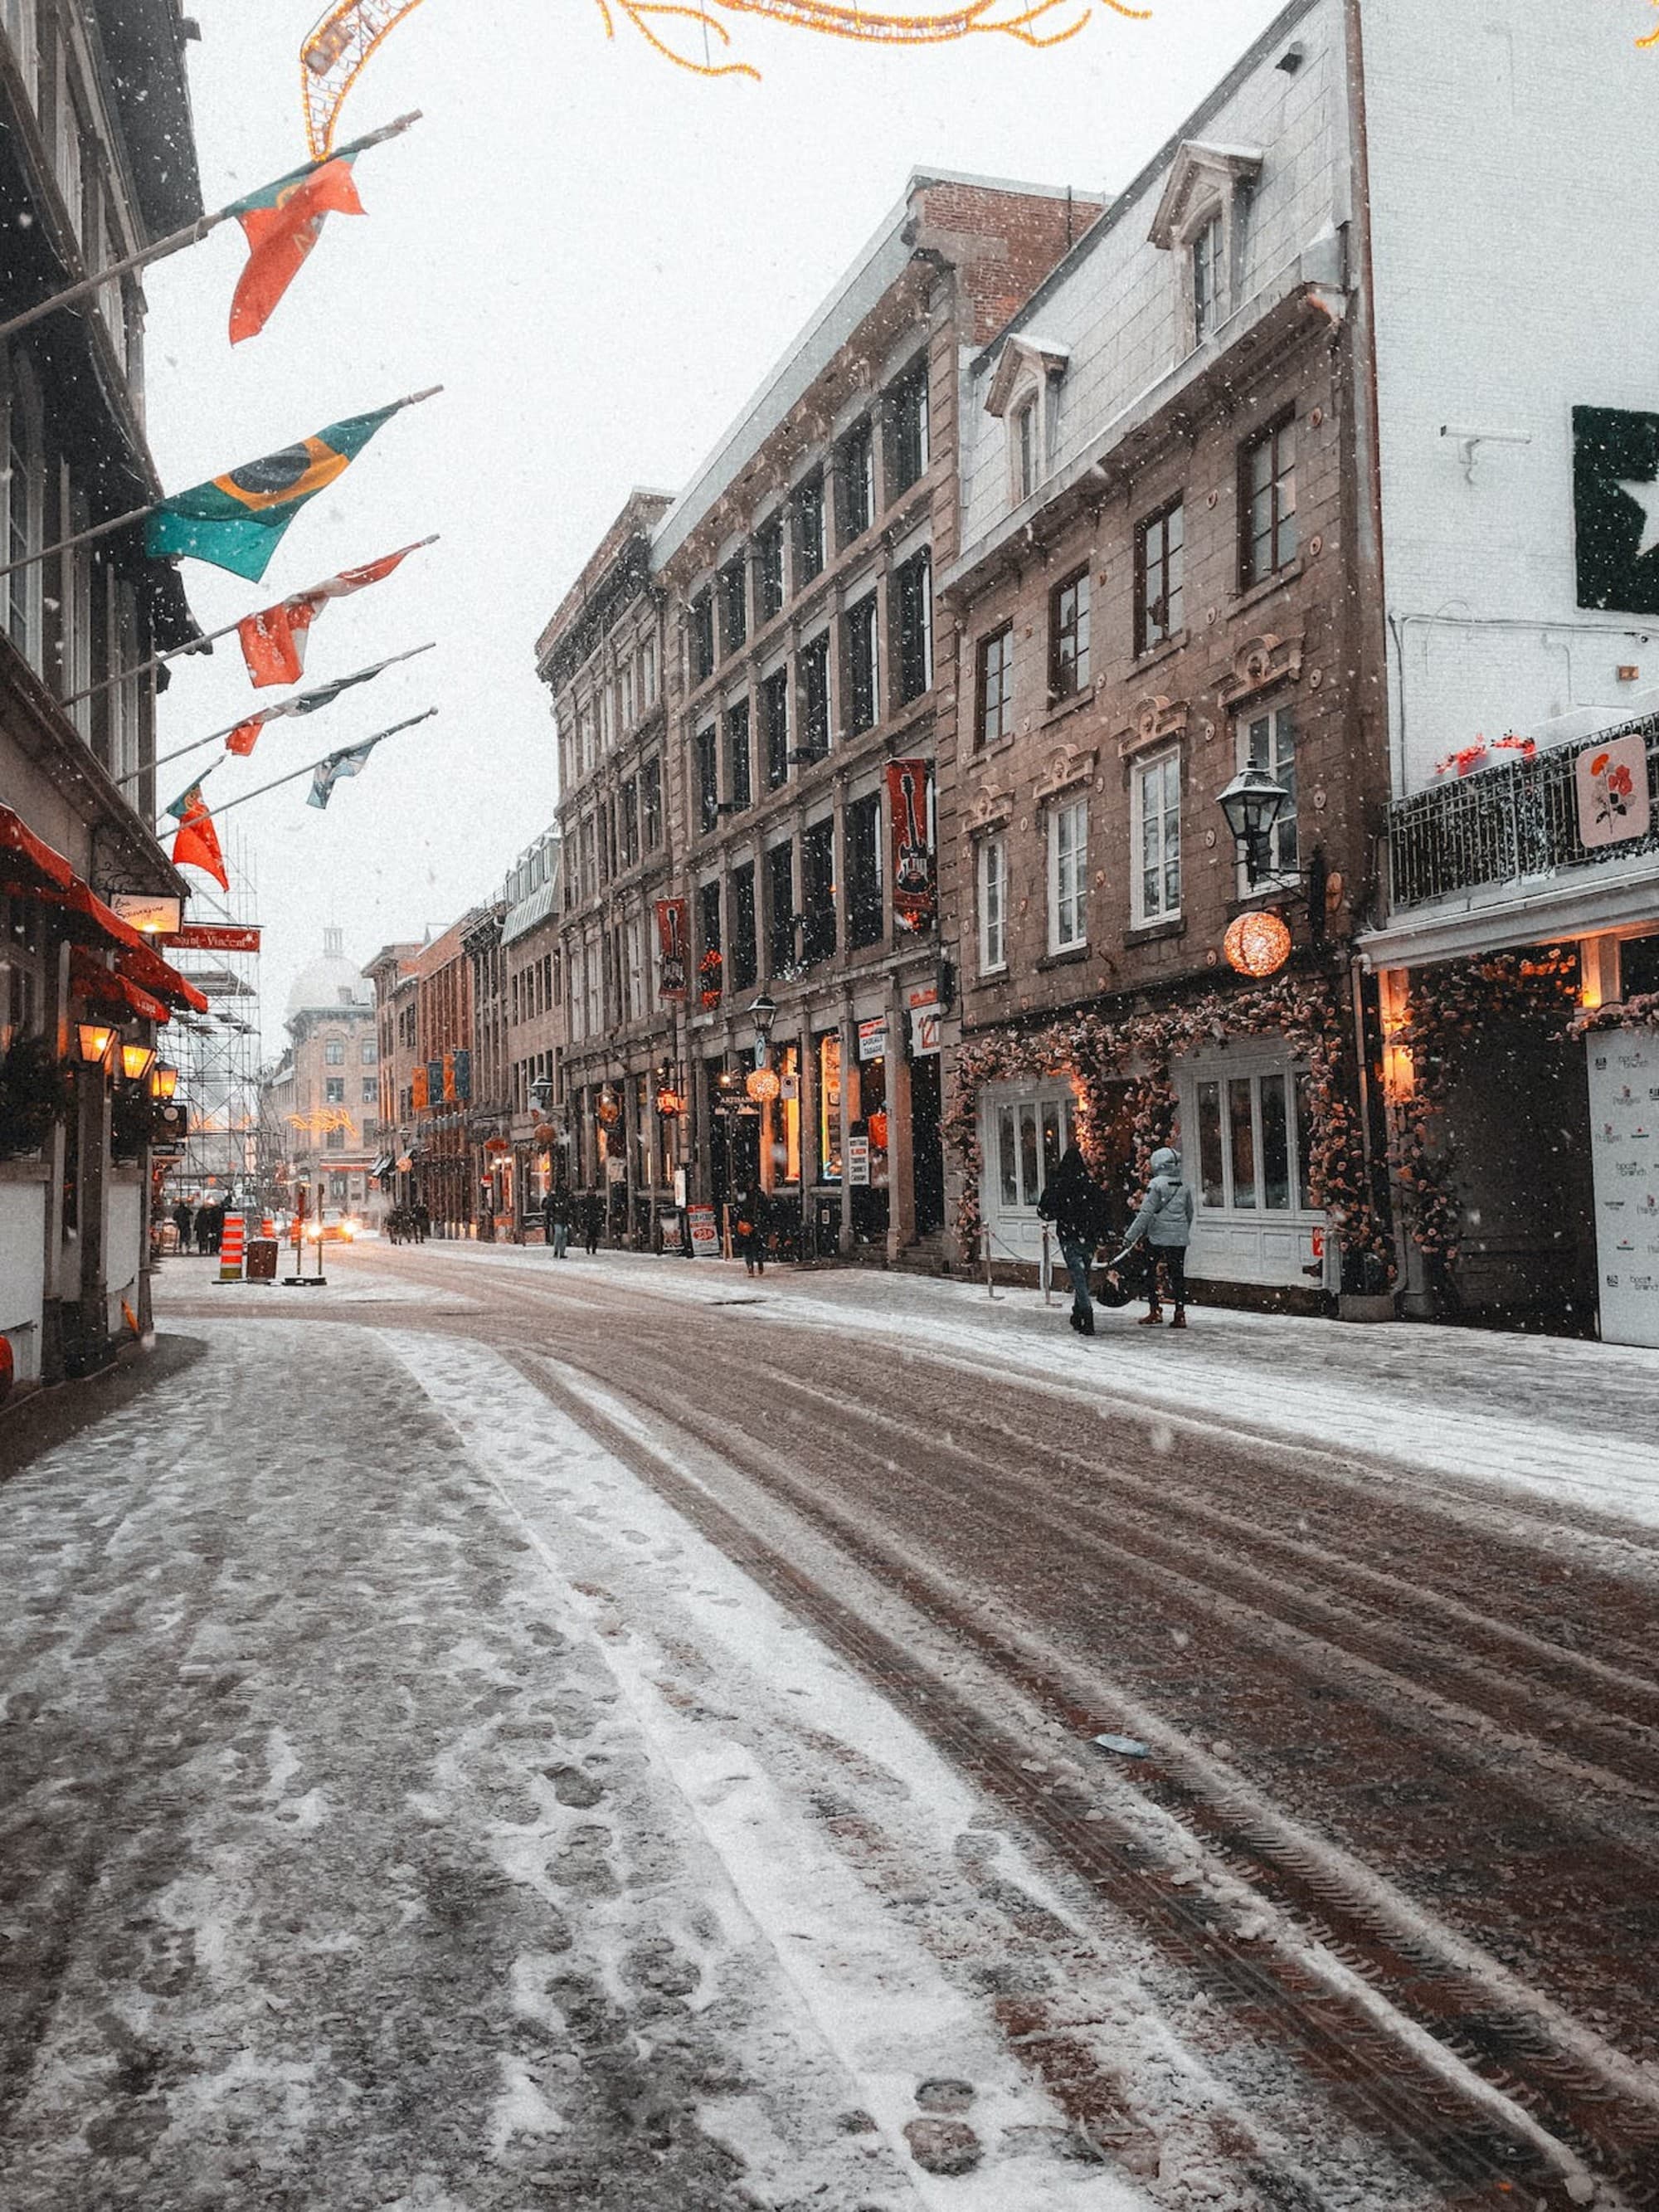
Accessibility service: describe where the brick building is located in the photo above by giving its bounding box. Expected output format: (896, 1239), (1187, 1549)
(644, 173), (1101, 1260)
(461, 900), (509, 1235)
(499, 826), (562, 1236)
(364, 938), (421, 1215)
(939, 2), (1386, 1307)
(410, 917), (474, 1236)
(538, 491), (675, 1247)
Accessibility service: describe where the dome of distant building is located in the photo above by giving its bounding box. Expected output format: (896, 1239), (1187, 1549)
(285, 927), (371, 1020)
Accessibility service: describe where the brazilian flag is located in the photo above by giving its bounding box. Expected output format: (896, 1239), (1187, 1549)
(145, 402), (401, 582)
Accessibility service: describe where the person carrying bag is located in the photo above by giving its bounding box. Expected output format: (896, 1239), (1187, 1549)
(1107, 1146), (1195, 1329)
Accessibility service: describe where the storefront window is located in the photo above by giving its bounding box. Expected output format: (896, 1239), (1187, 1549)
(1193, 1065), (1312, 1214)
(993, 1092), (1077, 1210)
(768, 1042), (800, 1188)
(818, 1031), (842, 1181)
(1261, 1073), (1292, 1211)
(1228, 1077), (1258, 1209)
(1196, 1081), (1224, 1206)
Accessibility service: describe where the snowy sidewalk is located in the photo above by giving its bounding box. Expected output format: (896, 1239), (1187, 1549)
(1, 1317), (1198, 2212)
(362, 1240), (1659, 1538)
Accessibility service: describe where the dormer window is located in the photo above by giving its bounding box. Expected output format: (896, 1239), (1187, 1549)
(1149, 141), (1262, 357)
(985, 334), (1069, 512)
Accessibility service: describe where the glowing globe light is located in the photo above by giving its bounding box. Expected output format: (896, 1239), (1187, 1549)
(1223, 910), (1292, 978)
(746, 1067), (781, 1104)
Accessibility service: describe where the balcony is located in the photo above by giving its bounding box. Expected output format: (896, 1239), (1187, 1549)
(1389, 715), (1659, 911)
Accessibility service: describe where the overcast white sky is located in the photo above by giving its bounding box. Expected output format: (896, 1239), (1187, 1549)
(146, 0), (1287, 1044)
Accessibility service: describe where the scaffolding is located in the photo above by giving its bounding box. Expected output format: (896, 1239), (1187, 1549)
(160, 833), (264, 1209)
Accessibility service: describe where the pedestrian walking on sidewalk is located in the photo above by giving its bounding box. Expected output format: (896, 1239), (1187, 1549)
(1117, 1147), (1195, 1328)
(173, 1198), (193, 1255)
(580, 1190), (602, 1255)
(544, 1186), (570, 1258)
(413, 1200), (431, 1245)
(1037, 1141), (1107, 1337)
(734, 1184), (769, 1277)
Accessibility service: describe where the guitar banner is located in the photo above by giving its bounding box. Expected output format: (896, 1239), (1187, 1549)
(887, 758), (936, 934)
(656, 898), (689, 1001)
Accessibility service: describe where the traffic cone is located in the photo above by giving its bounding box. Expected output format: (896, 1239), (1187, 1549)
(216, 1213), (245, 1283)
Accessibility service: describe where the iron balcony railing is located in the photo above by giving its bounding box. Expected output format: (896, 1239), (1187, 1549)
(1389, 713), (1659, 909)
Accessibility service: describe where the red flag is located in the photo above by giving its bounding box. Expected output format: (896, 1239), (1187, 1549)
(170, 789), (230, 892)
(236, 543), (426, 687)
(225, 714), (267, 757)
(229, 158), (364, 345)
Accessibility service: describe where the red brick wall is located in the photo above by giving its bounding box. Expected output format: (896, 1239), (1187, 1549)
(915, 182), (1102, 344)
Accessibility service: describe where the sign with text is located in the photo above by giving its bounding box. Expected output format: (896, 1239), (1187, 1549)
(909, 1006), (941, 1056)
(158, 923), (261, 953)
(857, 1016), (888, 1062)
(110, 892), (182, 933)
(687, 1202), (720, 1258)
(1587, 1027), (1659, 1348)
(847, 1135), (871, 1186)
(1575, 733), (1652, 850)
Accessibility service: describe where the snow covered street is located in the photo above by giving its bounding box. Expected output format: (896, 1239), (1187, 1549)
(3, 1243), (1657, 2210)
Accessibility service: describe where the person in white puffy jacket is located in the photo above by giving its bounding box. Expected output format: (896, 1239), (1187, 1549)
(1118, 1146), (1195, 1329)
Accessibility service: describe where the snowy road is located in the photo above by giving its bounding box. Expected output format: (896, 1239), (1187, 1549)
(4, 1244), (1657, 2210)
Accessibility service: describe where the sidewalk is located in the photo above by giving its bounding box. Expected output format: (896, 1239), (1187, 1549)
(382, 1240), (1659, 1537)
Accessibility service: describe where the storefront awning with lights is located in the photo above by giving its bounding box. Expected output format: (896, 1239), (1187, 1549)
(0, 805), (75, 895)
(69, 949), (171, 1027)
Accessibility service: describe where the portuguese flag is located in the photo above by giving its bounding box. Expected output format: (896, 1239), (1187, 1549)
(144, 402), (404, 583)
(228, 157), (364, 346)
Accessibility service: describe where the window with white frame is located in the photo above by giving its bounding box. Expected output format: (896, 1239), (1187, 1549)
(1134, 752), (1181, 923)
(976, 623), (1014, 747)
(1191, 212), (1224, 341)
(1011, 395), (1038, 504)
(1238, 701), (1298, 881)
(640, 635), (658, 704)
(1192, 1066), (1311, 1214)
(977, 835), (1006, 974)
(324, 1038), (345, 1065)
(990, 1089), (1077, 1212)
(1048, 799), (1087, 953)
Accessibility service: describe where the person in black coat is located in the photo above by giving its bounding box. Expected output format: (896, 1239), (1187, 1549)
(580, 1191), (603, 1255)
(733, 1184), (769, 1277)
(172, 1199), (193, 1255)
(1037, 1140), (1106, 1337)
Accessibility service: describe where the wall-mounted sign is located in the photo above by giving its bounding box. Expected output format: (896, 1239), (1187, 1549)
(909, 1006), (941, 1057)
(857, 1016), (887, 1062)
(1587, 1028), (1659, 1349)
(888, 758), (936, 933)
(159, 923), (261, 953)
(109, 892), (182, 933)
(848, 1135), (871, 1186)
(655, 898), (689, 1001)
(1575, 733), (1652, 850)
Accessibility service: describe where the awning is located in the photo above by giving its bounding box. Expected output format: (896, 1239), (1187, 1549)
(0, 806), (75, 894)
(116, 934), (211, 1015)
(371, 1154), (396, 1180)
(38, 879), (148, 953)
(70, 949), (170, 1026)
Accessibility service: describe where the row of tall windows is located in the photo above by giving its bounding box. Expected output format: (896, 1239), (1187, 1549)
(566, 758), (663, 910)
(693, 788), (888, 994)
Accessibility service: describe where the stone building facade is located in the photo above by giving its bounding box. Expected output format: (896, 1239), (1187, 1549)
(262, 932), (380, 1226)
(499, 826), (562, 1236)
(939, 0), (1387, 1306)
(538, 492), (676, 1248)
(0, 0), (205, 1386)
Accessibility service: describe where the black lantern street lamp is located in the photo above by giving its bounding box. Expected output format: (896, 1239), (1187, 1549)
(1216, 764), (1291, 888)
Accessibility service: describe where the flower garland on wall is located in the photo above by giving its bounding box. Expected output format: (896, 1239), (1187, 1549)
(1386, 948), (1581, 1273)
(1571, 990), (1659, 1038)
(945, 970), (1391, 1268)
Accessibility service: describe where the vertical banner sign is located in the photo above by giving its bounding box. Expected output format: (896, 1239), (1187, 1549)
(411, 1063), (429, 1112)
(426, 1060), (444, 1111)
(1586, 1026), (1659, 1349)
(452, 1047), (471, 1104)
(888, 758), (936, 934)
(1575, 733), (1652, 850)
(441, 1050), (456, 1104)
(656, 898), (689, 1001)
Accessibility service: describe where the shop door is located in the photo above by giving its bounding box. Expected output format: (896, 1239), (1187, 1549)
(909, 1055), (945, 1235)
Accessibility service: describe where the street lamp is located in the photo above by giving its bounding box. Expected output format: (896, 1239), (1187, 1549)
(751, 988), (777, 1070)
(528, 1074), (554, 1115)
(151, 1061), (178, 1100)
(75, 1021), (116, 1067)
(119, 1040), (156, 1084)
(1216, 764), (1291, 888)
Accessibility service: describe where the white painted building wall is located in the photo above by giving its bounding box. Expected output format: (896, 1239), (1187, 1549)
(0, 1177), (47, 1384)
(1361, 0), (1659, 794)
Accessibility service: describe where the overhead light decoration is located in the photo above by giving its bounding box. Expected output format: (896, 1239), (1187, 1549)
(301, 0), (1151, 158)
(1223, 910), (1293, 978)
(746, 1067), (781, 1104)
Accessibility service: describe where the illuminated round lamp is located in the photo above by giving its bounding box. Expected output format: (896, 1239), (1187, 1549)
(530, 1122), (555, 1150)
(745, 1067), (781, 1104)
(484, 1135), (511, 1156)
(595, 1097), (620, 1128)
(1223, 910), (1293, 978)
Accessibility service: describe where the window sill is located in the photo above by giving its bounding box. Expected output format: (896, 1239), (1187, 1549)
(975, 962), (1010, 982)
(1037, 945), (1090, 971)
(1124, 918), (1186, 948)
(1230, 563), (1303, 617)
(1039, 687), (1097, 733)
(1131, 630), (1190, 673)
(971, 731), (1018, 767)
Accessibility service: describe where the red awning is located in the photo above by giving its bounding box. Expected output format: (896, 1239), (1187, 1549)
(37, 879), (148, 954)
(0, 806), (75, 894)
(117, 934), (210, 1016)
(70, 949), (171, 1026)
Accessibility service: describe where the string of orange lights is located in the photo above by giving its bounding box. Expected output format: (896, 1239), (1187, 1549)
(302, 0), (1153, 157)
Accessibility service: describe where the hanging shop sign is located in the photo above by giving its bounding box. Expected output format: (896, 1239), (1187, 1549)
(109, 892), (183, 933)
(1575, 733), (1652, 850)
(1586, 1026), (1659, 1348)
(655, 898), (689, 1001)
(848, 1134), (871, 1186)
(159, 922), (262, 953)
(411, 1064), (430, 1112)
(687, 1202), (720, 1258)
(857, 1016), (888, 1062)
(887, 758), (936, 934)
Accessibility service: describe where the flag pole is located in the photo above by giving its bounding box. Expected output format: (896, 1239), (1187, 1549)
(0, 113), (424, 347)
(122, 641), (437, 784)
(58, 535), (440, 709)
(162, 709), (438, 826)
(0, 389), (443, 585)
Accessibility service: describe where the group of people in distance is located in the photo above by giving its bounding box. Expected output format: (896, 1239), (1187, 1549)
(1039, 1141), (1194, 1339)
(169, 1198), (227, 1256)
(539, 1187), (605, 1259)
